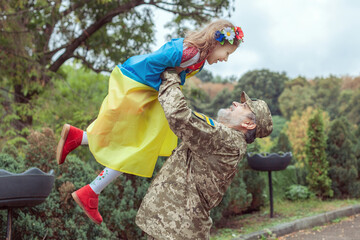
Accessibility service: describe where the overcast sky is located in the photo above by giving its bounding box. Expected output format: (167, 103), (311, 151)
(152, 0), (360, 80)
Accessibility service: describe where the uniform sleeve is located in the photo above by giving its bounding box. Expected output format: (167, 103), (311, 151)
(159, 70), (226, 153)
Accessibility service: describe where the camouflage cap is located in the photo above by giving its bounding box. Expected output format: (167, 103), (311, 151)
(240, 91), (273, 138)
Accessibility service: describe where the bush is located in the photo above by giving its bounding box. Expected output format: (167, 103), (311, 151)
(0, 128), (148, 239)
(305, 111), (333, 198)
(285, 185), (314, 201)
(327, 117), (359, 198)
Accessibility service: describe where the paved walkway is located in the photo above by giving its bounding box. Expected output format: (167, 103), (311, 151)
(233, 205), (360, 240)
(279, 214), (360, 240)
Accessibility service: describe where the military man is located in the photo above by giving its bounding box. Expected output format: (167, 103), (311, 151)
(136, 69), (273, 240)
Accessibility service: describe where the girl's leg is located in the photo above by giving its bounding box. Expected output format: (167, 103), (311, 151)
(71, 167), (122, 224)
(81, 131), (88, 145)
(56, 124), (86, 165)
(89, 167), (123, 194)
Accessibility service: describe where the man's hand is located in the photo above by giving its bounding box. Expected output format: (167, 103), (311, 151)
(161, 69), (181, 85)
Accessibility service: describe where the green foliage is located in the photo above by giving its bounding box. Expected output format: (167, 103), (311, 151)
(285, 185), (314, 201)
(269, 115), (288, 139)
(326, 117), (360, 198)
(338, 89), (360, 125)
(312, 75), (342, 119)
(197, 69), (214, 82)
(305, 111), (333, 198)
(204, 88), (234, 118)
(270, 130), (292, 155)
(183, 86), (211, 113)
(0, 128), (149, 239)
(278, 77), (316, 119)
(355, 127), (360, 173)
(0, 152), (25, 173)
(261, 165), (298, 201)
(33, 64), (108, 133)
(279, 75), (346, 121)
(234, 69), (289, 116)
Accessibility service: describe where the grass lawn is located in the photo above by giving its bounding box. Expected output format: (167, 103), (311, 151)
(210, 198), (360, 240)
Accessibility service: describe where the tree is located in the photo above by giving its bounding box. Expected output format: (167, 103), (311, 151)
(312, 75), (342, 119)
(338, 89), (360, 125)
(204, 88), (234, 118)
(269, 115), (287, 139)
(278, 76), (316, 119)
(285, 107), (313, 167)
(33, 64), (109, 131)
(182, 86), (210, 114)
(196, 69), (214, 82)
(326, 117), (360, 198)
(286, 107), (330, 168)
(305, 111), (333, 198)
(233, 69), (289, 116)
(0, 0), (233, 140)
(270, 130), (292, 154)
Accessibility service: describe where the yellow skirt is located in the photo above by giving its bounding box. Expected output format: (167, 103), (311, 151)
(87, 66), (177, 177)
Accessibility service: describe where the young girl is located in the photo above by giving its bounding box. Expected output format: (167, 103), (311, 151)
(56, 19), (244, 224)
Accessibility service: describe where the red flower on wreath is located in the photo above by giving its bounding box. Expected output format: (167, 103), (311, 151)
(234, 27), (244, 41)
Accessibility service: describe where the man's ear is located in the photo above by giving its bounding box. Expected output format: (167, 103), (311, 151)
(241, 121), (256, 130)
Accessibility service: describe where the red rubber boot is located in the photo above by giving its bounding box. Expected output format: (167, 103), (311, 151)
(56, 124), (83, 165)
(72, 185), (103, 225)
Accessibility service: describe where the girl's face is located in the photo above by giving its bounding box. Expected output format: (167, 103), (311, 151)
(206, 43), (238, 65)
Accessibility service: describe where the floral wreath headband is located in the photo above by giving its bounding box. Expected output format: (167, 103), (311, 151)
(215, 26), (244, 45)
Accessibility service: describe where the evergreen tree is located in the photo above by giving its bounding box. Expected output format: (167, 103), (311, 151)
(326, 117), (360, 198)
(355, 127), (360, 176)
(305, 111), (333, 198)
(270, 130), (292, 154)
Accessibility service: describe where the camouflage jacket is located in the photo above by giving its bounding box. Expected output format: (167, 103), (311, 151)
(136, 70), (247, 240)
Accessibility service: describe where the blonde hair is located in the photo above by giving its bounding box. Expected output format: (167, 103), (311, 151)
(184, 19), (241, 61)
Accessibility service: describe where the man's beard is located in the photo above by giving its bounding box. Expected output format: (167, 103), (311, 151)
(217, 108), (231, 124)
(217, 108), (244, 127)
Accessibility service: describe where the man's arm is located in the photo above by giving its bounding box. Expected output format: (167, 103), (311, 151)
(159, 69), (234, 154)
(158, 69), (194, 141)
